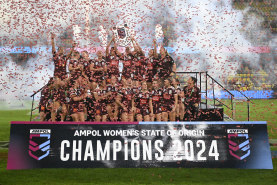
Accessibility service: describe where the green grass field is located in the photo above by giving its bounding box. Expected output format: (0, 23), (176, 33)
(0, 99), (276, 185)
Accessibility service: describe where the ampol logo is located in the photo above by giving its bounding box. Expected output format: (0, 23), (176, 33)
(227, 129), (250, 160)
(29, 129), (51, 160)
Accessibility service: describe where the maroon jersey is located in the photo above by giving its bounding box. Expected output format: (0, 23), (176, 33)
(39, 86), (51, 112)
(151, 88), (163, 114)
(85, 89), (95, 119)
(82, 58), (93, 81)
(133, 55), (147, 81)
(106, 84), (119, 104)
(119, 87), (134, 113)
(157, 55), (174, 79)
(53, 52), (67, 80)
(69, 59), (82, 81)
(92, 58), (106, 82)
(106, 55), (120, 78)
(122, 54), (134, 79)
(132, 86), (141, 94)
(53, 86), (67, 104)
(95, 88), (108, 104)
(94, 88), (108, 115)
(162, 86), (176, 111)
(69, 86), (86, 114)
(146, 57), (158, 82)
(135, 90), (151, 115)
(183, 85), (200, 106)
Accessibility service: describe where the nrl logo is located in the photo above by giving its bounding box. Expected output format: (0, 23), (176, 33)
(29, 129), (51, 160)
(227, 129), (250, 160)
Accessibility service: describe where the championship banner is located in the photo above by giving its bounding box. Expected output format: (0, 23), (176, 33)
(7, 121), (273, 169)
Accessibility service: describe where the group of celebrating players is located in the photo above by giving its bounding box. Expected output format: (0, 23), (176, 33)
(38, 33), (200, 122)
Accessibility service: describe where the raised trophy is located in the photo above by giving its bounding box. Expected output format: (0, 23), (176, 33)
(112, 23), (134, 47)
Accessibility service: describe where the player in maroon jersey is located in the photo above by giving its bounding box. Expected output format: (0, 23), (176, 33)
(150, 79), (163, 121)
(130, 36), (147, 85)
(172, 78), (184, 121)
(91, 50), (107, 85)
(161, 79), (178, 121)
(157, 46), (176, 81)
(83, 80), (97, 121)
(51, 33), (75, 80)
(146, 39), (159, 90)
(69, 51), (83, 84)
(50, 77), (69, 122)
(106, 37), (120, 83)
(182, 77), (200, 121)
(90, 80), (109, 122)
(134, 81), (153, 121)
(106, 75), (120, 121)
(69, 76), (88, 122)
(116, 46), (134, 81)
(81, 50), (94, 82)
(116, 78), (135, 122)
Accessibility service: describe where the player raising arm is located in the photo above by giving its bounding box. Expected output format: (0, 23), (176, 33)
(51, 33), (75, 80)
(146, 39), (159, 90)
(106, 36), (120, 82)
(157, 45), (176, 80)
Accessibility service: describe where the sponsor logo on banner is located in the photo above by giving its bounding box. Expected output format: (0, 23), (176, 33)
(227, 129), (250, 160)
(29, 129), (51, 160)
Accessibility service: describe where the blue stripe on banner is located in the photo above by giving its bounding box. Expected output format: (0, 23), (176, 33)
(39, 140), (50, 149)
(139, 121), (267, 124)
(40, 134), (51, 139)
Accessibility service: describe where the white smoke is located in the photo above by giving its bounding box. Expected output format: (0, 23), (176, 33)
(170, 0), (261, 80)
(0, 52), (53, 108)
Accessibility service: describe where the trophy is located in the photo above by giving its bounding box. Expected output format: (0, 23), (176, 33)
(112, 23), (134, 47)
